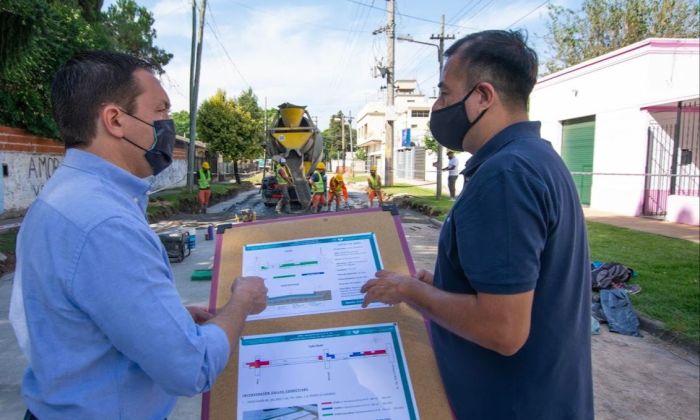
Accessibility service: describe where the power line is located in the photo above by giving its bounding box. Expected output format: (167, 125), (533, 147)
(203, 6), (251, 88)
(328, 0), (376, 92)
(506, 0), (550, 28)
(230, 0), (370, 34)
(344, 0), (478, 30)
(396, 0), (484, 77)
(460, 0), (498, 25)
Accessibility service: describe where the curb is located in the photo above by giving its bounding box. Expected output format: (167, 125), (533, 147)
(429, 217), (443, 227)
(637, 313), (699, 355)
(410, 207), (699, 355)
(0, 221), (21, 234)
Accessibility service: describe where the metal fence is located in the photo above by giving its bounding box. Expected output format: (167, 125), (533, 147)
(644, 100), (699, 216)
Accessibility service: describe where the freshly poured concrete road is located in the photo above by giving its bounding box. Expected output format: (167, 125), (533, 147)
(1, 205), (698, 419)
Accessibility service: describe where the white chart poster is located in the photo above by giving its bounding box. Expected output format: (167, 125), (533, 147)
(237, 323), (419, 420)
(242, 232), (388, 320)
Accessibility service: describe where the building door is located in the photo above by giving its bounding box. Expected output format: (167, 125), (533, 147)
(561, 117), (595, 205)
(413, 147), (426, 181)
(644, 100), (700, 217)
(395, 149), (415, 180)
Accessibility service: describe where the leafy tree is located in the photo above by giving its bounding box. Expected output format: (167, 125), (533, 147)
(423, 129), (439, 154)
(171, 110), (190, 137)
(102, 0), (173, 73)
(0, 0), (171, 138)
(321, 111), (356, 166)
(197, 90), (260, 184)
(78, 0), (104, 23)
(354, 147), (367, 162)
(322, 112), (341, 163)
(0, 1), (105, 137)
(237, 87), (263, 121)
(235, 88), (264, 157)
(0, 1), (43, 71)
(545, 0), (700, 73)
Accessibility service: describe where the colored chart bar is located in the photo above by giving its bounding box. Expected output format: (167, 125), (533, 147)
(279, 260), (319, 268)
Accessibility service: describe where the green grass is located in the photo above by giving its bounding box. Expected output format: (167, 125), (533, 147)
(383, 182), (454, 220)
(147, 182), (247, 218)
(587, 222), (700, 343)
(391, 185), (700, 343)
(0, 228), (18, 254)
(348, 173), (370, 183)
(243, 171), (264, 185)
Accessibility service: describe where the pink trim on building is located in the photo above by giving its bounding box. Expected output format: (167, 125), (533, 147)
(537, 38), (699, 85)
(641, 106), (700, 113)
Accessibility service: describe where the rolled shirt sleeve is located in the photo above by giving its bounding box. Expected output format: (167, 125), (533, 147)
(68, 216), (230, 396)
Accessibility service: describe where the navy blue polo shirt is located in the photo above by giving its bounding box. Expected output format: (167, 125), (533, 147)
(432, 121), (593, 420)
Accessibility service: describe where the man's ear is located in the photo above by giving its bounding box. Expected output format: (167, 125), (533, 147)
(475, 82), (496, 110)
(100, 104), (125, 139)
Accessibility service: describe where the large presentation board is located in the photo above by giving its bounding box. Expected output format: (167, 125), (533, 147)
(203, 208), (451, 420)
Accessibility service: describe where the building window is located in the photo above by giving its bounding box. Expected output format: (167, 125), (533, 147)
(411, 110), (429, 118)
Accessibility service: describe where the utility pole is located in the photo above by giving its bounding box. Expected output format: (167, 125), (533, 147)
(340, 112), (346, 170)
(187, 0), (207, 192)
(347, 111), (354, 176)
(429, 15), (454, 199)
(371, 0), (395, 185)
(385, 0), (395, 186)
(261, 96), (268, 183)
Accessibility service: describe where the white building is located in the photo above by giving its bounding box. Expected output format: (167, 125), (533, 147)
(355, 80), (469, 191)
(530, 38), (699, 225)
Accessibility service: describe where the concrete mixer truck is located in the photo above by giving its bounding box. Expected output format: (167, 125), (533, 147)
(261, 103), (324, 209)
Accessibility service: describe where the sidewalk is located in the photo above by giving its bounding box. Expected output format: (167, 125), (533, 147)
(399, 208), (699, 420)
(583, 208), (700, 243)
(0, 207), (698, 419)
(366, 175), (700, 243)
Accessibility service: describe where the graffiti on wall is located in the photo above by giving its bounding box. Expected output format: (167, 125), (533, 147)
(28, 155), (61, 196)
(0, 152), (64, 211)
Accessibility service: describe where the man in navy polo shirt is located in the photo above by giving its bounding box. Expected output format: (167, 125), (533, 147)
(361, 30), (593, 419)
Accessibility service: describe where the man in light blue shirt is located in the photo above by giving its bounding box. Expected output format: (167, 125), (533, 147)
(9, 51), (268, 419)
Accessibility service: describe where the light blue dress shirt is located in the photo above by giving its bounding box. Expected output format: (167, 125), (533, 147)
(13, 149), (230, 419)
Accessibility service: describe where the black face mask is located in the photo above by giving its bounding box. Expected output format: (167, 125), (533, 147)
(429, 84), (488, 152)
(121, 111), (176, 176)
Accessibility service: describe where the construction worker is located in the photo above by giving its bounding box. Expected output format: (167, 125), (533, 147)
(367, 165), (383, 207)
(327, 170), (347, 211)
(275, 157), (294, 214)
(196, 161), (212, 213)
(308, 162), (326, 213)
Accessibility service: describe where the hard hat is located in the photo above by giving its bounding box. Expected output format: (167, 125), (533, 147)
(370, 165), (377, 171)
(335, 174), (344, 181)
(316, 162), (326, 170)
(202, 162), (210, 169)
(279, 157), (286, 164)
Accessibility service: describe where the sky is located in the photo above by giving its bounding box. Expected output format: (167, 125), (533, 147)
(103, 0), (579, 129)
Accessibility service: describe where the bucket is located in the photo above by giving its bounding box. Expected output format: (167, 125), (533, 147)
(187, 228), (196, 249)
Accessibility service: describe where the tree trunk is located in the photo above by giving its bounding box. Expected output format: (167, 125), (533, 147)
(233, 160), (241, 184)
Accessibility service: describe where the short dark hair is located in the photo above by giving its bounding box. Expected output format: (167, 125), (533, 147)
(50, 51), (156, 148)
(445, 30), (538, 109)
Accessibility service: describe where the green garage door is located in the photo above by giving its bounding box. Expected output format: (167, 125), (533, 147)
(561, 118), (595, 205)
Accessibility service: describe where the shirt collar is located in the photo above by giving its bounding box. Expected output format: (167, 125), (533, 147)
(463, 121), (541, 177)
(62, 148), (151, 204)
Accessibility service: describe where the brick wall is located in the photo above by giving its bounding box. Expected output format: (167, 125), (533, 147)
(0, 126), (195, 212)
